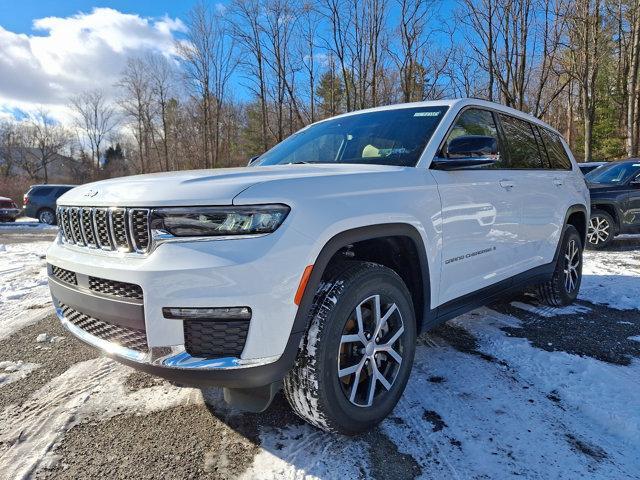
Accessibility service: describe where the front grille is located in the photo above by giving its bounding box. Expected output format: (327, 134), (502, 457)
(89, 277), (143, 300)
(60, 303), (148, 352)
(51, 265), (77, 285)
(57, 206), (151, 254)
(184, 320), (249, 358)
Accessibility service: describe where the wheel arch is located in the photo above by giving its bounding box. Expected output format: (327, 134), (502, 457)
(559, 204), (588, 256)
(291, 223), (431, 336)
(36, 206), (55, 223)
(590, 203), (619, 233)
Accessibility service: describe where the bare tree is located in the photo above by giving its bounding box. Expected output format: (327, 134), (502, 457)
(146, 54), (178, 171)
(0, 120), (26, 178)
(17, 109), (71, 183)
(231, 0), (271, 151)
(626, 0), (640, 156)
(179, 2), (238, 167)
(69, 90), (119, 173)
(118, 58), (154, 173)
(299, 2), (322, 123)
(565, 0), (605, 162)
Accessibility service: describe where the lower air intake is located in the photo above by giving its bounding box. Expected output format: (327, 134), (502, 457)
(60, 303), (148, 352)
(183, 320), (249, 358)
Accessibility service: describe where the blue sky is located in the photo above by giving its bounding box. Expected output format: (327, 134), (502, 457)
(0, 1), (458, 122)
(0, 1), (194, 33)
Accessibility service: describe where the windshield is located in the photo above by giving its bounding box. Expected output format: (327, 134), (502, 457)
(585, 162), (640, 184)
(255, 106), (448, 167)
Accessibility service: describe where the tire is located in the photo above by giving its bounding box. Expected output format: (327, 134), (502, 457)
(284, 261), (417, 435)
(537, 225), (583, 307)
(37, 208), (56, 225)
(586, 210), (614, 249)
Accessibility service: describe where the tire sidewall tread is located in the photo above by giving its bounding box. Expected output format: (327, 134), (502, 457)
(284, 261), (417, 435)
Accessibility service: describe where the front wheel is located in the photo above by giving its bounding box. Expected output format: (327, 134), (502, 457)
(284, 261), (417, 435)
(37, 208), (56, 225)
(537, 225), (583, 307)
(586, 210), (614, 249)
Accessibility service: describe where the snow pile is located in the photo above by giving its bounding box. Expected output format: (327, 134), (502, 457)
(510, 300), (592, 317)
(242, 424), (370, 479)
(0, 242), (52, 341)
(581, 249), (640, 310)
(0, 219), (58, 230)
(0, 360), (39, 387)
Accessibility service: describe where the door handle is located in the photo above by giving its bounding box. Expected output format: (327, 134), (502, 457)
(499, 180), (515, 189)
(553, 178), (564, 186)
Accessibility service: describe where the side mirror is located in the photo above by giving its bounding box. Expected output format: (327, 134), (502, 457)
(630, 178), (640, 187)
(445, 135), (498, 158)
(247, 155), (260, 166)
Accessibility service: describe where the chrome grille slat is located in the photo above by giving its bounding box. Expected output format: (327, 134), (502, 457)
(62, 207), (73, 244)
(129, 209), (150, 253)
(58, 205), (150, 255)
(111, 208), (131, 252)
(94, 208), (114, 250)
(69, 207), (85, 246)
(80, 207), (98, 248)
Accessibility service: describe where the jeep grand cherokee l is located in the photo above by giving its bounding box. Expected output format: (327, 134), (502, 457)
(47, 99), (589, 434)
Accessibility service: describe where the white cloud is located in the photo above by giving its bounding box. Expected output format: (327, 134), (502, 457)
(0, 8), (185, 123)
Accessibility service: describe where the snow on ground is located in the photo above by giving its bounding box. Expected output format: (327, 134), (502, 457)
(0, 235), (638, 479)
(0, 218), (57, 230)
(581, 248), (640, 310)
(0, 358), (200, 479)
(0, 242), (52, 341)
(242, 424), (371, 480)
(0, 361), (39, 387)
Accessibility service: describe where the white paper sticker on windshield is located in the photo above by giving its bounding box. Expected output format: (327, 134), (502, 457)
(414, 111), (440, 117)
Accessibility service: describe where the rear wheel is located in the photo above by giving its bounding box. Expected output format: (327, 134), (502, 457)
(37, 208), (56, 225)
(537, 225), (583, 307)
(284, 261), (416, 435)
(586, 210), (614, 249)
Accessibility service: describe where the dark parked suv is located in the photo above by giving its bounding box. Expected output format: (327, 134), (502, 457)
(585, 159), (640, 248)
(23, 185), (75, 225)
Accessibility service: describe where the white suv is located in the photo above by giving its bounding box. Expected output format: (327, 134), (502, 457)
(47, 99), (589, 434)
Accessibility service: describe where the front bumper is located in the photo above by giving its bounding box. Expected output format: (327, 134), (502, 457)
(0, 208), (20, 220)
(46, 225), (314, 386)
(54, 304), (301, 387)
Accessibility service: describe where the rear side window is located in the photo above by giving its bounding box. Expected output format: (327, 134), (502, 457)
(539, 128), (572, 170)
(442, 108), (505, 168)
(33, 186), (55, 196)
(499, 114), (545, 169)
(53, 187), (73, 197)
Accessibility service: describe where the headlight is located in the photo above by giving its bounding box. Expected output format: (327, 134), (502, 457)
(149, 204), (290, 237)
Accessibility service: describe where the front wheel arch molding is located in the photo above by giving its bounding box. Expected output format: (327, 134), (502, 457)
(590, 203), (620, 233)
(561, 204), (588, 253)
(291, 223), (431, 338)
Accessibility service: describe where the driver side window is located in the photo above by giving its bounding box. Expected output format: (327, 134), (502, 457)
(443, 109), (504, 168)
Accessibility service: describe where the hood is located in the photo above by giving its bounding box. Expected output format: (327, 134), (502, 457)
(57, 164), (403, 207)
(587, 182), (623, 194)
